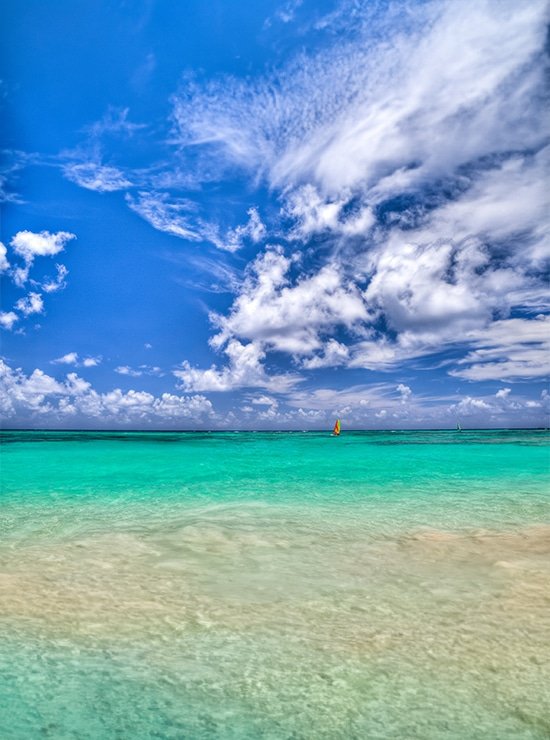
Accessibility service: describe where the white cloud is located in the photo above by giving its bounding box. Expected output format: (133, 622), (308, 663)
(2, 232), (74, 328)
(4, 355), (544, 427)
(115, 364), (162, 377)
(126, 191), (201, 241)
(15, 292), (44, 317)
(172, 1), (547, 195)
(284, 185), (375, 239)
(7, 0), (545, 400)
(0, 359), (214, 424)
(84, 106), (145, 140)
(52, 352), (79, 365)
(41, 264), (69, 293)
(10, 230), (76, 263)
(495, 388), (511, 399)
(396, 383), (412, 403)
(0, 150), (33, 205)
(0, 311), (19, 331)
(450, 316), (550, 381)
(359, 150), (549, 337)
(415, 148), (550, 270)
(281, 381), (547, 429)
(82, 357), (101, 367)
(60, 107), (144, 193)
(51, 353), (101, 368)
(11, 265), (31, 288)
(204, 146), (548, 377)
(152, 392), (213, 419)
(451, 396), (491, 415)
(175, 338), (301, 392)
(275, 0), (303, 24)
(218, 207), (266, 252)
(212, 246), (367, 355)
(115, 365), (142, 377)
(250, 394), (278, 407)
(126, 192), (265, 253)
(287, 383), (397, 413)
(0, 242), (9, 273)
(0, 363), (64, 417)
(346, 337), (413, 371)
(302, 339), (349, 369)
(364, 238), (491, 336)
(9, 230), (75, 290)
(166, 0), (548, 383)
(63, 163), (131, 192)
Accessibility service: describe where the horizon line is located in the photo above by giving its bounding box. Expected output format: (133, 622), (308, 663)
(1, 427), (548, 433)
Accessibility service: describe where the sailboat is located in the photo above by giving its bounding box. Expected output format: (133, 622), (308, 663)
(456, 421), (462, 432)
(332, 418), (341, 436)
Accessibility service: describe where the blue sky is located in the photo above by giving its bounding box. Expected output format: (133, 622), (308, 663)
(1, 0), (548, 429)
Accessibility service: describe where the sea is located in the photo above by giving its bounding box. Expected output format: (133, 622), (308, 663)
(0, 429), (549, 739)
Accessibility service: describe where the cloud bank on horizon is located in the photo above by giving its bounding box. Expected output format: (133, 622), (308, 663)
(1, 0), (549, 428)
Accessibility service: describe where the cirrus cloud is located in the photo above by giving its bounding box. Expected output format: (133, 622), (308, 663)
(166, 0), (548, 387)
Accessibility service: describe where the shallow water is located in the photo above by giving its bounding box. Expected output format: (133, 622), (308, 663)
(1, 430), (549, 738)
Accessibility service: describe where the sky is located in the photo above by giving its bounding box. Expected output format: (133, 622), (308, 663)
(0, 0), (549, 430)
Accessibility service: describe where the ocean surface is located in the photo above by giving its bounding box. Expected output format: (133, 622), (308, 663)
(0, 429), (549, 739)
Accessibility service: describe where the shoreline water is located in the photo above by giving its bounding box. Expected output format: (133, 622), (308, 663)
(1, 430), (549, 738)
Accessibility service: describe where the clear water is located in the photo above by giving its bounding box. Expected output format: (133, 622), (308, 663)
(1, 430), (549, 738)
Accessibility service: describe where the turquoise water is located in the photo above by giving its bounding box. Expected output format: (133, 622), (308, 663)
(1, 430), (549, 738)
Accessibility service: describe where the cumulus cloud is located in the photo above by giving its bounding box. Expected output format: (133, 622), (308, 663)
(162, 0), (549, 385)
(10, 230), (75, 264)
(211, 246), (367, 355)
(0, 311), (19, 331)
(0, 359), (214, 424)
(15, 292), (44, 317)
(362, 237), (495, 347)
(250, 394), (278, 407)
(52, 353), (102, 368)
(2, 358), (534, 428)
(278, 380), (547, 429)
(0, 242), (9, 273)
(5, 0), (547, 412)
(1, 232), (74, 330)
(174, 338), (301, 392)
(396, 383), (412, 403)
(52, 352), (79, 365)
(302, 339), (349, 369)
(82, 357), (101, 367)
(283, 185), (375, 239)
(451, 396), (491, 416)
(9, 230), (76, 289)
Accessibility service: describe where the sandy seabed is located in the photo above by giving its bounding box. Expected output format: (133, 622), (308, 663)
(1, 508), (549, 739)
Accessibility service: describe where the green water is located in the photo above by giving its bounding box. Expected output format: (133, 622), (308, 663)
(1, 430), (549, 738)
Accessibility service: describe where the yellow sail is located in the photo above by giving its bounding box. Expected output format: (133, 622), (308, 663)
(333, 419), (341, 436)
